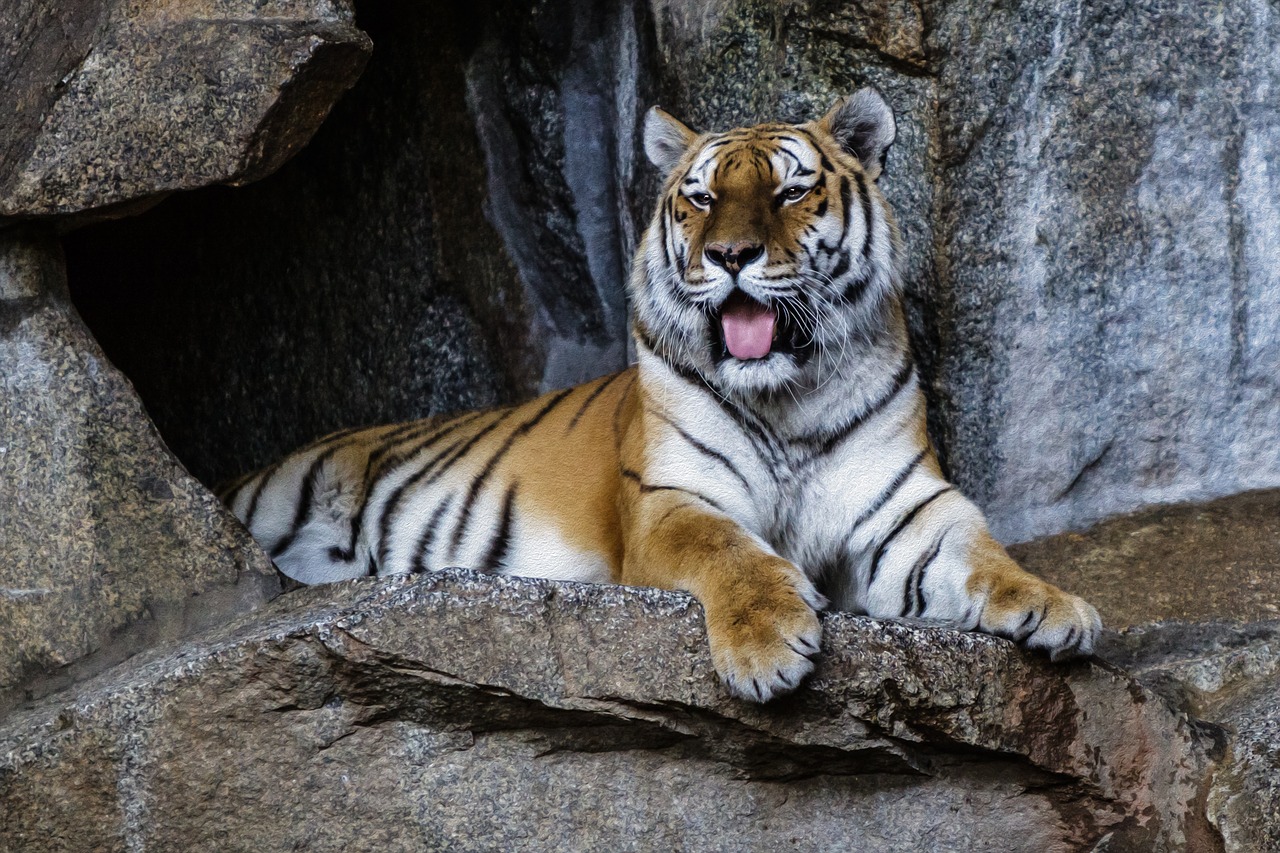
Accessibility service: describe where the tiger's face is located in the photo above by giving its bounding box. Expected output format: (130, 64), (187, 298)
(632, 89), (902, 397)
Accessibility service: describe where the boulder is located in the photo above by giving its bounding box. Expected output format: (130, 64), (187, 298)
(0, 0), (371, 222)
(927, 0), (1280, 542)
(0, 570), (1220, 852)
(0, 231), (279, 715)
(0, 0), (371, 704)
(1103, 620), (1280, 853)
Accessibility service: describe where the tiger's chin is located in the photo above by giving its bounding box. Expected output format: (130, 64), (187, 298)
(710, 354), (809, 397)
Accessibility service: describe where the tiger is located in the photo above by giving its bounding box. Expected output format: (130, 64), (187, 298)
(221, 88), (1103, 703)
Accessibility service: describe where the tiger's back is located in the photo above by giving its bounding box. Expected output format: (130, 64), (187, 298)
(223, 370), (639, 586)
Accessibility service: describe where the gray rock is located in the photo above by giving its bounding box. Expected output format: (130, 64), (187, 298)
(1100, 619), (1280, 853)
(1010, 488), (1280, 628)
(0, 231), (279, 715)
(926, 0), (1280, 542)
(63, 0), (645, 487)
(0, 0), (371, 222)
(0, 570), (1219, 851)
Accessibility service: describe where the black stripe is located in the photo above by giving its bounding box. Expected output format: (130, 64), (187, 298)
(841, 271), (870, 305)
(411, 494), (456, 573)
(268, 446), (341, 558)
(480, 484), (519, 573)
(241, 425), (367, 530)
(662, 360), (785, 468)
(901, 532), (946, 618)
(328, 414), (484, 563)
(449, 388), (575, 556)
(567, 371), (627, 431)
(829, 248), (851, 282)
(215, 469), (257, 504)
(800, 356), (915, 454)
(854, 170), (875, 258)
(658, 199), (672, 265)
(837, 176), (853, 248)
(621, 468), (726, 514)
(813, 197), (828, 219)
(270, 422), (428, 559)
(845, 449), (929, 560)
(375, 408), (520, 568)
(649, 409), (752, 494)
(869, 486), (952, 584)
(611, 371), (638, 439)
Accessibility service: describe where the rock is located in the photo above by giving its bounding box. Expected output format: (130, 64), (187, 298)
(927, 0), (1280, 542)
(1101, 620), (1280, 853)
(0, 570), (1219, 851)
(0, 230), (279, 715)
(0, 0), (371, 222)
(1010, 488), (1280, 628)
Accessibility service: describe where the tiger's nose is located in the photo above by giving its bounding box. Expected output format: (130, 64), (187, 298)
(704, 241), (764, 274)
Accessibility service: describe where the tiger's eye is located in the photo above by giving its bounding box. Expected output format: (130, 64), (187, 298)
(781, 185), (809, 202)
(689, 192), (713, 208)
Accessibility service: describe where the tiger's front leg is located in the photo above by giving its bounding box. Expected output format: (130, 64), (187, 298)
(620, 488), (827, 702)
(852, 487), (1103, 660)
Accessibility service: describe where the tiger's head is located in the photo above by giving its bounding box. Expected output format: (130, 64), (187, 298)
(631, 89), (903, 397)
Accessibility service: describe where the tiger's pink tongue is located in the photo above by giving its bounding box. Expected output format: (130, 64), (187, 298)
(721, 298), (776, 360)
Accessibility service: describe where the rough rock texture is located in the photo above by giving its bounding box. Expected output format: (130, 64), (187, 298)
(1102, 620), (1280, 853)
(1011, 488), (1280, 628)
(928, 0), (1280, 541)
(0, 0), (371, 222)
(0, 570), (1221, 852)
(0, 231), (279, 715)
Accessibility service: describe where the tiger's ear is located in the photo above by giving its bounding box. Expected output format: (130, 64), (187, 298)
(818, 88), (896, 180)
(644, 106), (698, 175)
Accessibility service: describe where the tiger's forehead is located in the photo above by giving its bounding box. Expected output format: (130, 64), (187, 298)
(683, 125), (824, 189)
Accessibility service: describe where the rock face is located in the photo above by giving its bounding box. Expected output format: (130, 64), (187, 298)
(927, 0), (1280, 541)
(0, 231), (279, 715)
(1104, 620), (1280, 853)
(0, 0), (371, 222)
(0, 571), (1221, 852)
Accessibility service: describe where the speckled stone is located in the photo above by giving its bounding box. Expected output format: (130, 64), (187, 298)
(0, 231), (279, 715)
(0, 0), (370, 221)
(0, 570), (1218, 851)
(926, 0), (1280, 542)
(1011, 488), (1280, 629)
(1101, 620), (1280, 853)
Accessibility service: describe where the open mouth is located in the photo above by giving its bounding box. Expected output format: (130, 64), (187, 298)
(709, 289), (812, 364)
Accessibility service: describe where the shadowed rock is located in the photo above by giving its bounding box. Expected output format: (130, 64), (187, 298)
(0, 231), (279, 715)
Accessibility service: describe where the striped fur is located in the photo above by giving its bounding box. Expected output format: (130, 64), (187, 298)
(223, 89), (1101, 702)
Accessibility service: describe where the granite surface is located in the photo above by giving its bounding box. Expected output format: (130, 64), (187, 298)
(0, 0), (370, 222)
(0, 570), (1219, 852)
(0, 231), (279, 715)
(927, 0), (1280, 541)
(1012, 488), (1280, 628)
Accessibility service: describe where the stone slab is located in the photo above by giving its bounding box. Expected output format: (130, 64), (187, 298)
(0, 0), (370, 222)
(0, 570), (1219, 851)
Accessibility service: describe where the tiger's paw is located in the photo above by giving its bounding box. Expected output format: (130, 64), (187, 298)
(704, 561), (827, 703)
(976, 573), (1103, 661)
